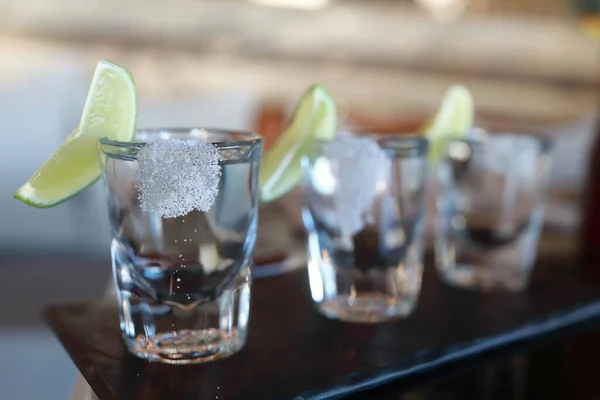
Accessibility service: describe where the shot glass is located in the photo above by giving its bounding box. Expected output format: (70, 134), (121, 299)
(302, 134), (429, 323)
(435, 131), (552, 292)
(99, 128), (262, 364)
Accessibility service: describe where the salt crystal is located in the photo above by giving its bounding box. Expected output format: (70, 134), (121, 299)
(322, 134), (388, 236)
(136, 139), (222, 218)
(479, 134), (539, 180)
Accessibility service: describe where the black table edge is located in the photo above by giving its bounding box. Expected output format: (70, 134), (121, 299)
(301, 299), (600, 400)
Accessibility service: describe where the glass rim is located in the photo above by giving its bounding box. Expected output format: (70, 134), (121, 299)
(312, 133), (429, 156)
(310, 132), (430, 158)
(445, 131), (553, 152)
(99, 127), (262, 150)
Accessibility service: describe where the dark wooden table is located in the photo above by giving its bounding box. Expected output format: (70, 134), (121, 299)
(347, 325), (600, 400)
(45, 256), (600, 400)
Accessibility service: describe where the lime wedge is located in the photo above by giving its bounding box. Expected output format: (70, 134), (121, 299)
(14, 59), (138, 208)
(260, 84), (337, 203)
(423, 85), (474, 162)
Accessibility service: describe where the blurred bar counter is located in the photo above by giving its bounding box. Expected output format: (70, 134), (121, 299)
(0, 0), (597, 120)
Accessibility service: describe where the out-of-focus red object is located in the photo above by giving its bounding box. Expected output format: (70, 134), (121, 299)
(346, 112), (424, 134)
(254, 102), (286, 150)
(580, 116), (600, 280)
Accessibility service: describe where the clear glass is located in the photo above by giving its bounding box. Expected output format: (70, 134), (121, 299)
(302, 135), (429, 323)
(99, 128), (262, 364)
(435, 131), (552, 292)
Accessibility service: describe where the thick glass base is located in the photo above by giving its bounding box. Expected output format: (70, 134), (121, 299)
(318, 293), (417, 323)
(125, 327), (245, 364)
(307, 253), (423, 323)
(435, 206), (541, 293)
(438, 263), (531, 292)
(114, 254), (252, 365)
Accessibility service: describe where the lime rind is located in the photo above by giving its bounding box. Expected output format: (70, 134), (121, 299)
(260, 84), (337, 203)
(14, 60), (137, 208)
(424, 85), (474, 163)
(14, 175), (101, 208)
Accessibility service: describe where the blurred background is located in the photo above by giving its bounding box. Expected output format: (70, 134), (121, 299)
(0, 0), (597, 398)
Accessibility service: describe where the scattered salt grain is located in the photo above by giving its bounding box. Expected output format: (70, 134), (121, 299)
(322, 134), (388, 236)
(137, 139), (221, 218)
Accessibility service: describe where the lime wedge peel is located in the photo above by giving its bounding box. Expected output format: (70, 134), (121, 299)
(423, 85), (474, 163)
(14, 152), (101, 209)
(14, 59), (138, 208)
(260, 84), (337, 203)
